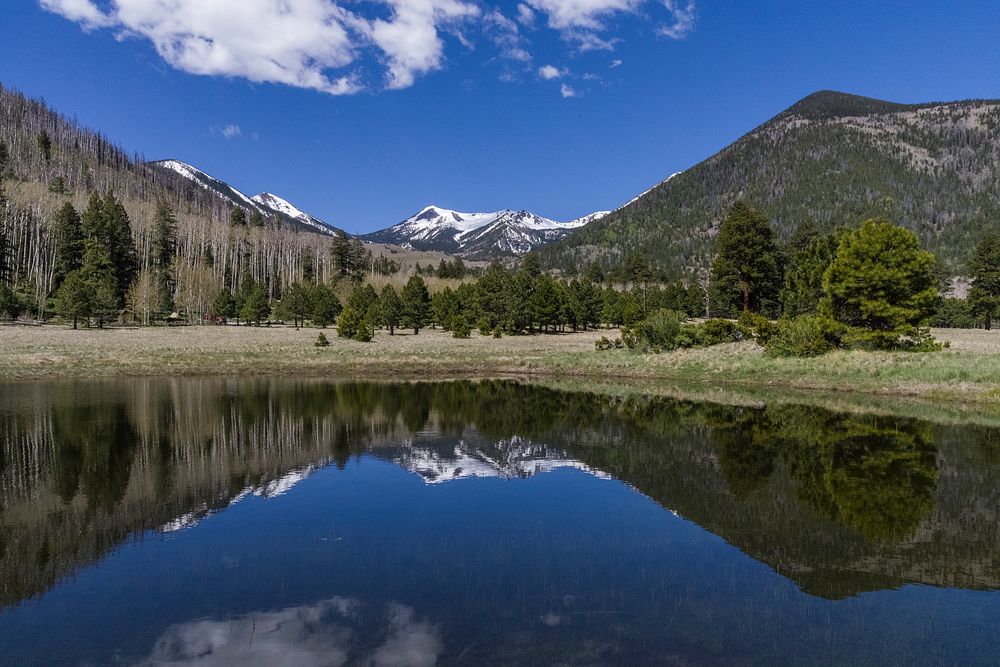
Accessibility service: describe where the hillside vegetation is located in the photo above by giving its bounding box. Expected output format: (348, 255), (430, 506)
(537, 91), (1000, 275)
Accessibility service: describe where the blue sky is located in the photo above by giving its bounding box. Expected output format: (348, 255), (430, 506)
(3, 1), (1000, 233)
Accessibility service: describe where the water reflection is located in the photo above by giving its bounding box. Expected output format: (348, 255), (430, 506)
(139, 598), (441, 667)
(0, 378), (998, 607)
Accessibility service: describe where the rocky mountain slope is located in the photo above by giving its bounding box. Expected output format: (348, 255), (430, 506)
(536, 90), (1000, 274)
(361, 205), (608, 258)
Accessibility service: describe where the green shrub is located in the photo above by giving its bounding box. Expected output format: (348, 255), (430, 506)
(698, 318), (742, 345)
(477, 317), (491, 335)
(675, 324), (704, 348)
(765, 315), (842, 357)
(492, 325), (502, 339)
(635, 309), (687, 351)
(314, 333), (330, 347)
(737, 311), (779, 344)
(353, 319), (373, 342)
(452, 315), (471, 339)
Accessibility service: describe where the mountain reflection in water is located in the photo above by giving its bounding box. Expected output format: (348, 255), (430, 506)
(1, 378), (999, 665)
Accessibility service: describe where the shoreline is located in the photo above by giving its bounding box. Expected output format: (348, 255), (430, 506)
(2, 324), (999, 406)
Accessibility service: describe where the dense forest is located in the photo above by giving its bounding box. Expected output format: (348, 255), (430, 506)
(0, 84), (367, 318)
(536, 91), (1000, 276)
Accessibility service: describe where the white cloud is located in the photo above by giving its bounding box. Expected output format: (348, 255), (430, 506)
(485, 9), (532, 62)
(221, 124), (242, 139)
(39, 0), (113, 28)
(364, 0), (480, 90)
(610, 58), (623, 67)
(516, 3), (536, 26)
(659, 0), (696, 39)
(560, 83), (577, 97)
(526, 0), (641, 31)
(139, 598), (443, 667)
(538, 64), (563, 79)
(39, 0), (696, 94)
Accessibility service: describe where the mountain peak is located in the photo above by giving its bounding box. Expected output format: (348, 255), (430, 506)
(781, 90), (910, 120)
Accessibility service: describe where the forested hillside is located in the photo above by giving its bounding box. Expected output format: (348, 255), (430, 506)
(0, 83), (366, 317)
(537, 91), (1000, 275)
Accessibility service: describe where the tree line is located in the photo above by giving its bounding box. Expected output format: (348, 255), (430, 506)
(614, 200), (1000, 356)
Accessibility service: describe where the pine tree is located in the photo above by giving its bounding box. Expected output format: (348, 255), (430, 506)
(309, 284), (341, 327)
(821, 218), (937, 349)
(282, 282), (312, 328)
(152, 201), (178, 311)
(80, 237), (119, 327)
(239, 283), (270, 325)
(781, 231), (841, 317)
(212, 288), (238, 322)
(249, 209), (265, 227)
(0, 183), (9, 286)
(400, 275), (430, 334)
(710, 202), (782, 315)
(968, 232), (1000, 330)
(80, 193), (138, 303)
(230, 207), (248, 226)
(55, 270), (92, 329)
(531, 275), (561, 332)
(0, 138), (10, 179)
(378, 284), (402, 334)
(37, 130), (52, 164)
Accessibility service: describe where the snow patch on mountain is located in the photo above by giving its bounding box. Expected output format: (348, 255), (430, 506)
(388, 435), (613, 484)
(362, 205), (608, 257)
(252, 192), (333, 235)
(620, 171), (683, 209)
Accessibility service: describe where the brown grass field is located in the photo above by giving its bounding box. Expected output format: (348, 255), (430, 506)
(2, 324), (1000, 405)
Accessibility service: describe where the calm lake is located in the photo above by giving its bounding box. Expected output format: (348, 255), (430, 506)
(1, 378), (999, 665)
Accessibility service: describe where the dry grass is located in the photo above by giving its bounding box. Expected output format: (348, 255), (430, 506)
(2, 325), (1000, 404)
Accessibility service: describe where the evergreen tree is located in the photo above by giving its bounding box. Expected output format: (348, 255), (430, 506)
(781, 231), (840, 317)
(710, 202), (783, 315)
(152, 201), (178, 312)
(400, 275), (430, 334)
(310, 284), (342, 328)
(476, 262), (510, 330)
(55, 270), (92, 329)
(0, 138), (9, 179)
(212, 288), (237, 322)
(531, 274), (561, 332)
(80, 193), (138, 303)
(37, 130), (52, 164)
(249, 210), (265, 227)
(337, 305), (367, 339)
(967, 233), (1000, 330)
(80, 237), (119, 326)
(821, 218), (937, 349)
(239, 282), (271, 325)
(378, 284), (402, 334)
(0, 183), (9, 286)
(0, 284), (23, 320)
(431, 287), (459, 330)
(345, 283), (379, 323)
(91, 274), (120, 329)
(282, 282), (312, 328)
(230, 207), (247, 226)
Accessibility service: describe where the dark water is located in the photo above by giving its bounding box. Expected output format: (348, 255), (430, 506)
(1, 379), (1000, 666)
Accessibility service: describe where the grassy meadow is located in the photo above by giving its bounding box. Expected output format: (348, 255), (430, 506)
(2, 324), (1000, 405)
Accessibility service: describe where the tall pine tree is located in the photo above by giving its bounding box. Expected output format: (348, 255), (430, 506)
(52, 202), (84, 290)
(968, 232), (1000, 330)
(710, 202), (782, 315)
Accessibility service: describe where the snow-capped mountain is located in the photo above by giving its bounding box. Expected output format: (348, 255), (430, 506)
(149, 159), (340, 236)
(252, 192), (333, 235)
(379, 436), (612, 484)
(361, 205), (606, 258)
